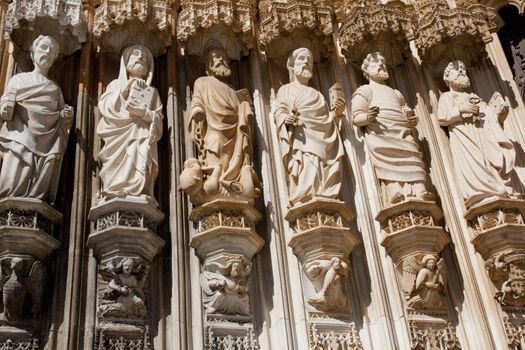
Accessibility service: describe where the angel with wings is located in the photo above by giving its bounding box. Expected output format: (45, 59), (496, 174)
(201, 255), (252, 315)
(401, 254), (447, 311)
(0, 257), (45, 323)
(98, 257), (149, 319)
(305, 257), (349, 311)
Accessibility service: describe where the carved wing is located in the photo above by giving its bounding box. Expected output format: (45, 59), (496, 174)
(26, 261), (46, 319)
(436, 258), (447, 288)
(0, 258), (8, 291)
(305, 260), (331, 281)
(399, 256), (421, 299)
(98, 259), (118, 282)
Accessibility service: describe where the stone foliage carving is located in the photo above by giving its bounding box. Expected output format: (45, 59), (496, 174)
(471, 207), (524, 233)
(486, 250), (525, 307)
(205, 324), (257, 350)
(95, 327), (151, 350)
(308, 322), (363, 350)
(384, 210), (435, 234)
(5, 0), (86, 55)
(0, 36), (73, 203)
(413, 0), (497, 61)
(177, 0), (255, 49)
(97, 45), (163, 202)
(180, 49), (260, 205)
(437, 60), (522, 208)
(399, 255), (446, 311)
(503, 316), (525, 349)
(201, 255), (252, 315)
(93, 0), (170, 55)
(0, 257), (45, 323)
(305, 258), (349, 311)
(258, 0), (333, 59)
(409, 321), (461, 350)
(95, 209), (156, 232)
(352, 52), (433, 207)
(0, 337), (39, 350)
(97, 257), (150, 319)
(273, 48), (345, 207)
(335, 0), (414, 63)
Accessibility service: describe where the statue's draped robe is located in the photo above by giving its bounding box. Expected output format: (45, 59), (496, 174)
(189, 75), (254, 192)
(351, 84), (426, 185)
(0, 72), (72, 200)
(407, 267), (444, 310)
(274, 82), (344, 205)
(437, 91), (516, 207)
(97, 79), (163, 198)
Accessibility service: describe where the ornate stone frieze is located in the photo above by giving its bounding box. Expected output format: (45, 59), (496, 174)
(486, 249), (525, 307)
(383, 210), (435, 234)
(307, 313), (363, 350)
(258, 0), (333, 59)
(470, 207), (524, 234)
(4, 0), (86, 55)
(0, 336), (39, 350)
(503, 316), (525, 349)
(177, 0), (255, 59)
(336, 0), (414, 64)
(413, 0), (498, 63)
(94, 322), (151, 350)
(305, 257), (349, 312)
(204, 315), (258, 350)
(93, 0), (171, 55)
(408, 321), (461, 350)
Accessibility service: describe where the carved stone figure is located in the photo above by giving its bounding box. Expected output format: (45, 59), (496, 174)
(403, 255), (446, 311)
(437, 60), (522, 208)
(274, 47), (345, 207)
(181, 48), (260, 205)
(0, 257), (45, 322)
(98, 257), (149, 319)
(305, 257), (349, 311)
(351, 52), (433, 206)
(97, 45), (163, 202)
(201, 255), (252, 315)
(0, 35), (73, 202)
(486, 250), (525, 307)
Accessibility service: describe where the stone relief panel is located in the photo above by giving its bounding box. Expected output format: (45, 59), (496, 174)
(486, 249), (525, 307)
(201, 255), (252, 315)
(0, 35), (73, 204)
(97, 45), (163, 204)
(437, 60), (523, 209)
(273, 47), (345, 207)
(97, 257), (150, 320)
(409, 321), (461, 350)
(305, 258), (349, 312)
(180, 48), (260, 205)
(351, 52), (434, 208)
(5, 0), (86, 55)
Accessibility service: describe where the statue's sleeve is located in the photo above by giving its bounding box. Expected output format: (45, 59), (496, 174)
(149, 89), (164, 142)
(437, 92), (462, 127)
(98, 80), (121, 117)
(274, 86), (291, 130)
(351, 86), (372, 127)
(189, 79), (205, 127)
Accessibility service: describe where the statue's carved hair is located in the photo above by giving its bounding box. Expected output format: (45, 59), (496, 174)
(31, 35), (60, 62)
(361, 52), (385, 80)
(443, 60), (466, 86)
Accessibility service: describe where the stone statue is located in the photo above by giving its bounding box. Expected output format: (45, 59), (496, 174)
(351, 52), (433, 206)
(97, 45), (163, 202)
(180, 48), (260, 205)
(0, 257), (45, 322)
(0, 35), (73, 202)
(274, 47), (345, 207)
(437, 60), (522, 208)
(98, 257), (149, 319)
(305, 257), (349, 311)
(401, 255), (446, 311)
(201, 255), (251, 315)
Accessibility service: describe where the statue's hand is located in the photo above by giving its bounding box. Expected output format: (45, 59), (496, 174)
(61, 105), (74, 120)
(126, 99), (147, 118)
(332, 97), (346, 116)
(0, 104), (10, 121)
(284, 113), (298, 126)
(193, 111), (206, 123)
(459, 102), (479, 117)
(120, 286), (129, 295)
(367, 106), (379, 123)
(405, 108), (418, 128)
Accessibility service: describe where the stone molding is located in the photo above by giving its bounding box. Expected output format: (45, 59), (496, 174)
(307, 312), (363, 350)
(4, 0), (86, 55)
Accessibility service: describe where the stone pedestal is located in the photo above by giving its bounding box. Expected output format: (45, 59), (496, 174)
(189, 199), (264, 349)
(88, 196), (165, 350)
(0, 198), (62, 349)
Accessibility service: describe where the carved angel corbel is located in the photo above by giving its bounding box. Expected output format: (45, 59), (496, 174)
(304, 257), (349, 311)
(400, 254), (447, 311)
(486, 250), (525, 307)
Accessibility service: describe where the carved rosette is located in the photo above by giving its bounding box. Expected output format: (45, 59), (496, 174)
(335, 0), (414, 64)
(257, 0), (334, 60)
(4, 0), (86, 55)
(177, 0), (256, 59)
(413, 0), (498, 63)
(93, 0), (171, 56)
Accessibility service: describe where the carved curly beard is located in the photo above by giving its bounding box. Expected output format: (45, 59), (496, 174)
(369, 70), (389, 80)
(210, 64), (232, 79)
(126, 61), (148, 78)
(450, 74), (471, 89)
(294, 65), (313, 79)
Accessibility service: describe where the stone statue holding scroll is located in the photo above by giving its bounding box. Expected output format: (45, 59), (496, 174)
(274, 47), (345, 207)
(351, 52), (433, 206)
(0, 35), (73, 202)
(437, 60), (521, 208)
(180, 48), (260, 205)
(97, 45), (163, 201)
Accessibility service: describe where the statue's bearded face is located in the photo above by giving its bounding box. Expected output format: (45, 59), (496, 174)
(126, 48), (149, 78)
(208, 50), (231, 79)
(32, 37), (58, 70)
(122, 259), (134, 275)
(292, 51), (313, 80)
(366, 56), (389, 80)
(447, 64), (471, 89)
